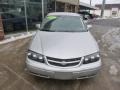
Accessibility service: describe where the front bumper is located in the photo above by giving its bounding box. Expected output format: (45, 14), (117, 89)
(26, 59), (101, 80)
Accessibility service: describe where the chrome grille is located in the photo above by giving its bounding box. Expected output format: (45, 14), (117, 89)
(47, 57), (81, 67)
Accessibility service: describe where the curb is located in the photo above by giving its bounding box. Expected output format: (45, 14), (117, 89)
(0, 33), (34, 45)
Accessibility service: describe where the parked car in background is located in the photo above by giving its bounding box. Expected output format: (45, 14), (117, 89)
(1, 13), (37, 32)
(26, 12), (102, 80)
(78, 11), (99, 20)
(78, 11), (93, 20)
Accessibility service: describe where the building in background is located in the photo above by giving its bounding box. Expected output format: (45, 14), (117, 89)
(0, 16), (4, 40)
(79, 2), (97, 10)
(0, 0), (96, 36)
(78, 2), (97, 20)
(0, 0), (55, 33)
(56, 0), (79, 13)
(95, 4), (120, 17)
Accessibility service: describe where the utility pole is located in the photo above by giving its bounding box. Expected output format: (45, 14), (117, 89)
(55, 0), (57, 12)
(24, 0), (29, 33)
(101, 0), (106, 17)
(42, 0), (44, 21)
(89, 0), (92, 13)
(90, 0), (92, 5)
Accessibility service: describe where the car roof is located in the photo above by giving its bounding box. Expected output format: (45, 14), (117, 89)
(48, 12), (80, 17)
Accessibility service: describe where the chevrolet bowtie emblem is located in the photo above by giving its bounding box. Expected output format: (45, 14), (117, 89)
(61, 61), (67, 65)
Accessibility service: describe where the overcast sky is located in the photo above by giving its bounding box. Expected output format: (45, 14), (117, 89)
(81, 0), (120, 6)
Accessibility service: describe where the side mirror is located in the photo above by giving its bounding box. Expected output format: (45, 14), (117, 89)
(87, 25), (92, 29)
(36, 24), (41, 29)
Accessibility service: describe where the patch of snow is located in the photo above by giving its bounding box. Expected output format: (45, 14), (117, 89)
(109, 65), (118, 76)
(0, 32), (34, 45)
(102, 28), (120, 52)
(11, 36), (15, 40)
(104, 53), (108, 57)
(95, 17), (110, 20)
(97, 40), (101, 43)
(103, 44), (107, 47)
(112, 17), (120, 19)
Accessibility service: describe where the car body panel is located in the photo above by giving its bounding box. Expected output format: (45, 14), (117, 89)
(30, 31), (99, 59)
(26, 58), (101, 80)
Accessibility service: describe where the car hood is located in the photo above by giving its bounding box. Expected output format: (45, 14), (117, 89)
(30, 31), (99, 59)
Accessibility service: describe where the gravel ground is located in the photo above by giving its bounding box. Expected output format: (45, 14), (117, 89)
(0, 19), (120, 90)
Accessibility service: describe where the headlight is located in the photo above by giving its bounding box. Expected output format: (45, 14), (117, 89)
(27, 50), (44, 63)
(83, 52), (100, 64)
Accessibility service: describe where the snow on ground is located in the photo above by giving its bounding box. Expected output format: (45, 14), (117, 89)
(101, 28), (120, 52)
(5, 31), (36, 39)
(109, 65), (118, 76)
(0, 32), (35, 45)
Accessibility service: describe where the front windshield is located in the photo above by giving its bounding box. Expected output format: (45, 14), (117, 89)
(40, 15), (87, 32)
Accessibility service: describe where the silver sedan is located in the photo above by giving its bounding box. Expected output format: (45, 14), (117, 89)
(26, 12), (101, 80)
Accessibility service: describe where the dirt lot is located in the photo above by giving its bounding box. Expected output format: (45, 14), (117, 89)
(0, 19), (120, 90)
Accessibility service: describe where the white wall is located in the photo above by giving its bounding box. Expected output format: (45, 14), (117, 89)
(94, 10), (101, 16)
(94, 9), (120, 17)
(104, 10), (111, 17)
(118, 10), (120, 17)
(94, 10), (111, 17)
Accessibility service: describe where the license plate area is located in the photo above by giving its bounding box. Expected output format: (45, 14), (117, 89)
(55, 72), (73, 79)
